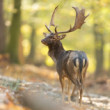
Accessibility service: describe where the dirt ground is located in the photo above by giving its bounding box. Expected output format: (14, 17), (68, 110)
(0, 61), (110, 110)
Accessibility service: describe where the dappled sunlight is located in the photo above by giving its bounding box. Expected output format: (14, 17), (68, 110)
(83, 94), (110, 109)
(40, 47), (48, 55)
(104, 43), (110, 70)
(22, 40), (30, 56)
(45, 56), (54, 66)
(0, 0), (110, 110)
(37, 26), (46, 36)
(21, 24), (31, 37)
(87, 55), (96, 73)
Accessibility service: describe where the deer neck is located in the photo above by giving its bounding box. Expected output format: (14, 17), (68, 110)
(48, 41), (65, 63)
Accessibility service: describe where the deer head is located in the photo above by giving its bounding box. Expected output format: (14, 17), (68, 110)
(41, 6), (89, 46)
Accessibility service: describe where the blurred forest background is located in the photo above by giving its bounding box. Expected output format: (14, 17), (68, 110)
(0, 0), (110, 77)
(0, 0), (110, 110)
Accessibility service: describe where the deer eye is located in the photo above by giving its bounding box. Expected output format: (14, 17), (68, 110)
(50, 36), (56, 40)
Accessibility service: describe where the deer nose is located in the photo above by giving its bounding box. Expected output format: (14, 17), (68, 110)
(41, 39), (47, 45)
(41, 39), (45, 44)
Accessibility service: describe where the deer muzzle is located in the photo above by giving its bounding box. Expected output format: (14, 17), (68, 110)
(41, 39), (47, 45)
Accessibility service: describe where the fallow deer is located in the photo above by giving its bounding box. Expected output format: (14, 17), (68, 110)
(41, 6), (89, 105)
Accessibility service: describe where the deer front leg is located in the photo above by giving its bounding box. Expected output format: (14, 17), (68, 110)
(59, 77), (65, 102)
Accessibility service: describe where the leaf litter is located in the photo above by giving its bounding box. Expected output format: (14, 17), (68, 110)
(0, 62), (110, 110)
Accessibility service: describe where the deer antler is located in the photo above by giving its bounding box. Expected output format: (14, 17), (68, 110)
(45, 6), (89, 38)
(49, 6), (58, 27)
(56, 7), (89, 34)
(45, 6), (58, 33)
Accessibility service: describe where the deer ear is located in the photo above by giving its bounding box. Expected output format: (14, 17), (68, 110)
(43, 32), (47, 37)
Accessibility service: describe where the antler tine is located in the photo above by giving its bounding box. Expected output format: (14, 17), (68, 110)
(45, 24), (52, 33)
(72, 7), (89, 30)
(55, 26), (58, 33)
(57, 7), (89, 34)
(49, 6), (58, 27)
(45, 6), (58, 33)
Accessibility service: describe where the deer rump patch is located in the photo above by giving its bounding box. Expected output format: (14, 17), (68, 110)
(62, 51), (88, 83)
(73, 57), (87, 73)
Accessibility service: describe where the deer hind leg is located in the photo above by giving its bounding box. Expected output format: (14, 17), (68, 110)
(67, 79), (71, 103)
(71, 85), (76, 101)
(79, 88), (83, 105)
(59, 77), (65, 102)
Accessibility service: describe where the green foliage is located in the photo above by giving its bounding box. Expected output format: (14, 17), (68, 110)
(1, 79), (21, 92)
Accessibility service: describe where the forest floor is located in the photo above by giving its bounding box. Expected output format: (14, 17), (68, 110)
(0, 60), (110, 110)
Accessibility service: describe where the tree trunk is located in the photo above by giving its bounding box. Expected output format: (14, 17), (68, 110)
(0, 0), (6, 53)
(29, 27), (36, 59)
(93, 24), (104, 77)
(8, 0), (21, 63)
(109, 50), (110, 75)
(28, 0), (37, 62)
(18, 35), (24, 64)
(27, 27), (37, 63)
